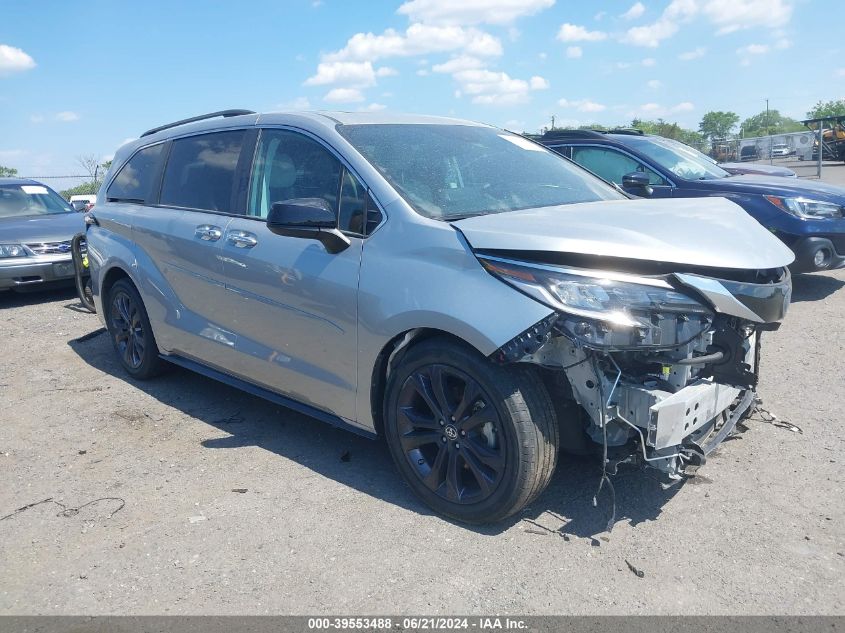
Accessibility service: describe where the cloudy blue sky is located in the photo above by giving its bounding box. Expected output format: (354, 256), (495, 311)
(0, 0), (841, 183)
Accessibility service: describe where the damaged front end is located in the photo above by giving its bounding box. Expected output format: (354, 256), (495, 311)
(482, 255), (791, 479)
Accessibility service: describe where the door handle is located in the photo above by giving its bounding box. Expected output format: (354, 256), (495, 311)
(226, 230), (258, 248)
(195, 225), (223, 241)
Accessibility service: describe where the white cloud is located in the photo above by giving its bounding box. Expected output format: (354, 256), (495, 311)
(304, 61), (396, 88)
(594, 11), (607, 20)
(633, 101), (695, 116)
(621, 2), (646, 20)
(397, 0), (555, 26)
(647, 79), (662, 88)
(641, 57), (656, 66)
(837, 68), (845, 77)
(323, 88), (366, 103)
(702, 0), (792, 34)
(737, 42), (769, 65)
(559, 98), (607, 113)
(29, 114), (44, 124)
(679, 46), (706, 60)
(0, 44), (36, 76)
(529, 76), (549, 90)
(360, 102), (387, 111)
(324, 24), (502, 63)
(774, 38), (791, 49)
(621, 0), (698, 47)
(737, 43), (769, 55)
(276, 97), (311, 110)
(566, 46), (583, 59)
(416, 69), (430, 76)
(431, 55), (484, 73)
(622, 0), (793, 48)
(538, 52), (548, 60)
(55, 111), (79, 122)
(622, 19), (680, 47)
(557, 23), (607, 42)
(453, 69), (548, 105)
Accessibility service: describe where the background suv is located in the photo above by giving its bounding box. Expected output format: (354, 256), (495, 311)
(539, 129), (845, 273)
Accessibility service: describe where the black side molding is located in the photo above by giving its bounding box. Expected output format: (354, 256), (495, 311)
(162, 353), (376, 440)
(141, 109), (256, 137)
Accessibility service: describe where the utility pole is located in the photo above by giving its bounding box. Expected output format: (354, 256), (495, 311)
(550, 115), (555, 130)
(766, 98), (771, 163)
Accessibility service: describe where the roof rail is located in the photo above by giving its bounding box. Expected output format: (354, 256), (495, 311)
(540, 129), (606, 140)
(141, 109), (256, 138)
(606, 128), (644, 135)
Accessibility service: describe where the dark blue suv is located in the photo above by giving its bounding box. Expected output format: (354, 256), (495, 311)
(540, 130), (845, 273)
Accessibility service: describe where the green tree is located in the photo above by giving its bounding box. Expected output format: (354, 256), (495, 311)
(699, 111), (739, 141)
(806, 99), (845, 119)
(740, 109), (804, 137)
(60, 181), (99, 198)
(0, 165), (18, 177)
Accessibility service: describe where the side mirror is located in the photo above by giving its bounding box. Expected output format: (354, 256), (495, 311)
(621, 171), (653, 197)
(266, 198), (350, 254)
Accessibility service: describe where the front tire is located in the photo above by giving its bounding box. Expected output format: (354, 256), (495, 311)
(106, 278), (163, 379)
(384, 337), (559, 523)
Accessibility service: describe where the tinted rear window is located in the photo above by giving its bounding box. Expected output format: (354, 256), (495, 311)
(160, 130), (246, 212)
(107, 143), (165, 203)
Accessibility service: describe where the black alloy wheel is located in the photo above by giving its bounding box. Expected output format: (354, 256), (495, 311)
(396, 364), (505, 504)
(384, 337), (559, 524)
(110, 289), (146, 369)
(106, 278), (163, 379)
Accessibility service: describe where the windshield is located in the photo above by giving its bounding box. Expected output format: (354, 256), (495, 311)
(620, 136), (730, 180)
(0, 183), (74, 218)
(337, 124), (624, 220)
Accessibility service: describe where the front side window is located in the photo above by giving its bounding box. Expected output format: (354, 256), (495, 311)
(248, 129), (342, 221)
(107, 143), (165, 203)
(337, 124), (624, 220)
(0, 183), (73, 218)
(160, 130), (246, 212)
(570, 146), (667, 186)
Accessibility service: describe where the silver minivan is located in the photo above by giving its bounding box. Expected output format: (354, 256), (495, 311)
(87, 110), (794, 523)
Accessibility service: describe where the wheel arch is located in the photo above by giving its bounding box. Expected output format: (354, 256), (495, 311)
(368, 327), (488, 437)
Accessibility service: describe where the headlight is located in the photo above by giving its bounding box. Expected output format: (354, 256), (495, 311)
(479, 257), (713, 349)
(0, 244), (28, 258)
(765, 195), (843, 219)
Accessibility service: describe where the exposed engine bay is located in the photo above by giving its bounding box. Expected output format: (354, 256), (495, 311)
(483, 253), (792, 479)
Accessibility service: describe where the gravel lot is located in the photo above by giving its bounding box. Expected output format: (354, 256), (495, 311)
(1, 268), (844, 616)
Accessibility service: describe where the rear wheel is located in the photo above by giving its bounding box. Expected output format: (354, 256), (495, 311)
(384, 337), (559, 523)
(106, 279), (163, 379)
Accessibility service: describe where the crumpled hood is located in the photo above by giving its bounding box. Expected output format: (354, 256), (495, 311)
(453, 197), (795, 270)
(0, 212), (86, 244)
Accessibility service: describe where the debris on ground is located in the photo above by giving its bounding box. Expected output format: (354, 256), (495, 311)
(625, 559), (645, 578)
(340, 450), (351, 462)
(0, 496), (125, 521)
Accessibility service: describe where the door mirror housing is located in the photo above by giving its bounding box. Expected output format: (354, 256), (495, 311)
(267, 198), (350, 254)
(621, 171), (653, 197)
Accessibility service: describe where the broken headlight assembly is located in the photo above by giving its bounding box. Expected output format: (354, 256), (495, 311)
(479, 256), (713, 350)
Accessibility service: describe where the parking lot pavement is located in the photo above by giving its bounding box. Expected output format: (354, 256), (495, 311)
(1, 275), (844, 616)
